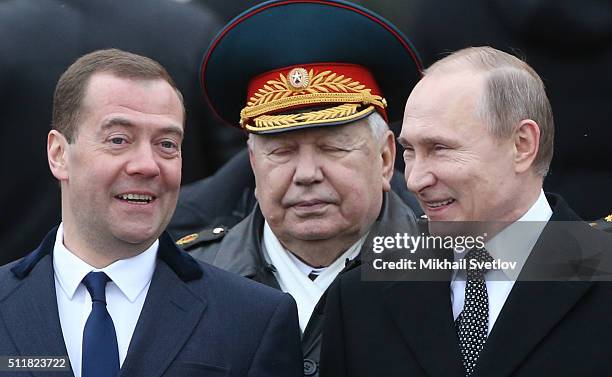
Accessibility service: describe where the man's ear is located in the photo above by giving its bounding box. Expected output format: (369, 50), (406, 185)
(513, 119), (540, 174)
(380, 130), (396, 192)
(48, 130), (70, 181)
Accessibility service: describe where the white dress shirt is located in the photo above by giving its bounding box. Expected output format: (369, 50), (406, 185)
(53, 223), (157, 377)
(451, 190), (553, 334)
(262, 222), (362, 331)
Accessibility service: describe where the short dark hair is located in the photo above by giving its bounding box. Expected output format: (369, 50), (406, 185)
(52, 48), (184, 142)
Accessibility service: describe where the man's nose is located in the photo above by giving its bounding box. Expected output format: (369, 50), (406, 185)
(405, 157), (435, 193)
(125, 143), (161, 177)
(292, 148), (323, 185)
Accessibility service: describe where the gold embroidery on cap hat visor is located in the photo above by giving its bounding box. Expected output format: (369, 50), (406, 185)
(246, 104), (377, 133)
(240, 69), (386, 131)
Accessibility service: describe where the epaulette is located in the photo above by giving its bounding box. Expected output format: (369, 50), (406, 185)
(175, 225), (228, 250)
(589, 214), (612, 234)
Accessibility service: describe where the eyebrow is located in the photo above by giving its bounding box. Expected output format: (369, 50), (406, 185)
(100, 117), (184, 139)
(397, 135), (456, 147)
(396, 136), (409, 148)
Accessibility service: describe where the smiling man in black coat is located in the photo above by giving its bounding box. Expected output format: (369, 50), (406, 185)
(320, 46), (612, 377)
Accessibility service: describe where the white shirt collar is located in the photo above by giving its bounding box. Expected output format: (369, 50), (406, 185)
(263, 221), (363, 280)
(453, 189), (553, 279)
(53, 223), (158, 302)
(285, 251), (326, 276)
(262, 221), (363, 331)
(515, 189), (553, 222)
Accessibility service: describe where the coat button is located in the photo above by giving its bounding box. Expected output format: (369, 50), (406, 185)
(303, 358), (317, 376)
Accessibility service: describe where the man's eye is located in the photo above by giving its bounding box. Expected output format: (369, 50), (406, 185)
(160, 140), (177, 149)
(110, 137), (126, 145)
(433, 144), (449, 151)
(322, 146), (348, 153)
(270, 148), (292, 155)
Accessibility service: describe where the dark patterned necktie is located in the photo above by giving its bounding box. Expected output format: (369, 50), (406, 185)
(455, 248), (493, 376)
(81, 272), (119, 377)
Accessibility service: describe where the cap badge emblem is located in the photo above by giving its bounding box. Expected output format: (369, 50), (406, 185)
(287, 68), (309, 90)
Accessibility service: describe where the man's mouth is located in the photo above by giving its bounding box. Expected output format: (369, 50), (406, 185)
(295, 200), (327, 207)
(424, 198), (455, 209)
(288, 199), (332, 216)
(115, 193), (155, 204)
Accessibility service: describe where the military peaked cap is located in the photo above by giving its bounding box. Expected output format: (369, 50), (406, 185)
(201, 0), (422, 134)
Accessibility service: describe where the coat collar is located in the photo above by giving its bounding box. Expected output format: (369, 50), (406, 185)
(210, 191), (415, 280)
(11, 227), (202, 282)
(0, 251), (70, 377)
(210, 202), (276, 282)
(2, 227), (208, 377)
(380, 192), (601, 377)
(474, 192), (596, 377)
(118, 261), (208, 377)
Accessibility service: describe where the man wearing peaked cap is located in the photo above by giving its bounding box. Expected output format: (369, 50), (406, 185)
(175, 0), (423, 375)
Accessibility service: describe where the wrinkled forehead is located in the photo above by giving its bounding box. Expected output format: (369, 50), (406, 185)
(401, 72), (487, 137)
(409, 71), (485, 113)
(82, 73), (183, 115)
(77, 73), (185, 133)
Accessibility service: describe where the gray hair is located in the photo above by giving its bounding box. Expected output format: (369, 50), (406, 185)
(363, 111), (390, 146)
(424, 46), (554, 177)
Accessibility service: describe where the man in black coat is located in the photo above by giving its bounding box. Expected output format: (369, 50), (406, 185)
(320, 46), (612, 377)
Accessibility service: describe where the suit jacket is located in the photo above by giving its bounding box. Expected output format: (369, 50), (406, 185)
(320, 194), (612, 377)
(0, 228), (303, 377)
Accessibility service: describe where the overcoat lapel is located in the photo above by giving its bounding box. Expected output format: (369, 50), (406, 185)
(381, 260), (464, 377)
(118, 259), (207, 377)
(0, 254), (72, 376)
(474, 195), (595, 377)
(474, 280), (592, 377)
(2, 230), (206, 377)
